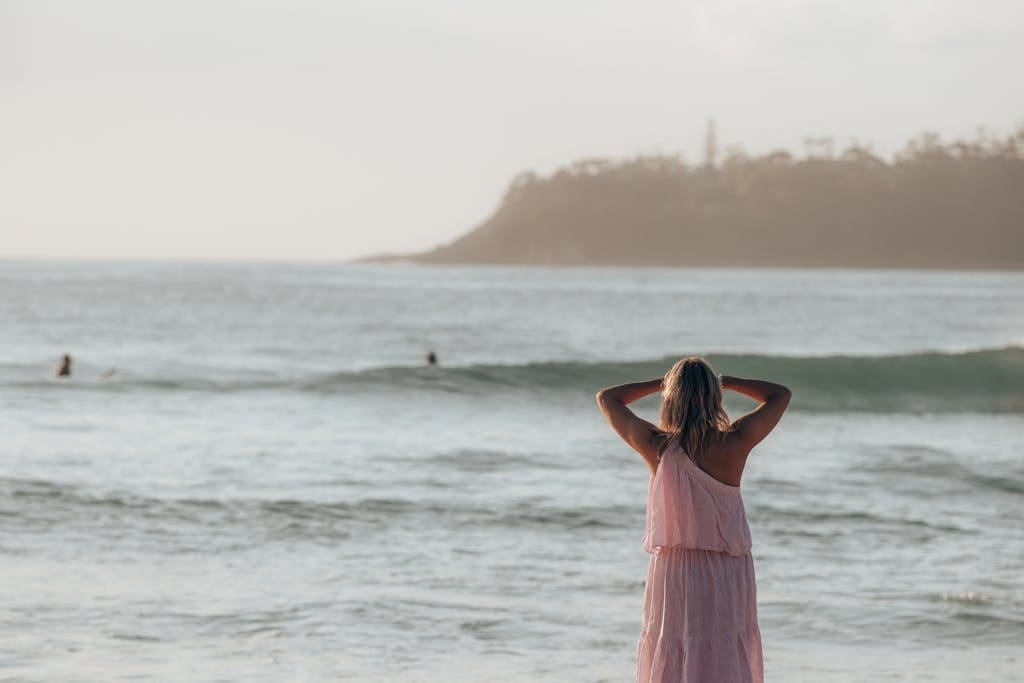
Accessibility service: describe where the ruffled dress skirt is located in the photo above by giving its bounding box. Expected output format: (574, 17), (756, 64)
(637, 444), (764, 682)
(636, 547), (763, 682)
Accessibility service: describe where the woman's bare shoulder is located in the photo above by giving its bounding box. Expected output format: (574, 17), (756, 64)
(706, 434), (752, 486)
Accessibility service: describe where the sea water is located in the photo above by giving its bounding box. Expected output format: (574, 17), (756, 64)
(0, 262), (1022, 681)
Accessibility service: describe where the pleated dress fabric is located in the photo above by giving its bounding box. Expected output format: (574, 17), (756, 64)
(636, 443), (764, 683)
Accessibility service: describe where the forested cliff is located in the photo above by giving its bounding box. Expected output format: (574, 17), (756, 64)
(379, 127), (1024, 269)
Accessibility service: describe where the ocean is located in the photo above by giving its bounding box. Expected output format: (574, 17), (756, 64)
(1, 261), (1022, 681)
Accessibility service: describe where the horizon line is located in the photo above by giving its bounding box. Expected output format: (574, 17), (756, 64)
(0, 256), (1020, 275)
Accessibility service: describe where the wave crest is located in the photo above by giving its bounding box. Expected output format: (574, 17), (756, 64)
(4, 346), (1021, 413)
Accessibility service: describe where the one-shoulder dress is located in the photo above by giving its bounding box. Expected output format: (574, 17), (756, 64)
(636, 442), (763, 682)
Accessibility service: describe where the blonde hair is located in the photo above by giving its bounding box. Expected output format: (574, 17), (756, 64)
(658, 356), (731, 464)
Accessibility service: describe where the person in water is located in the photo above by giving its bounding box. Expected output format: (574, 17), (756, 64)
(597, 356), (791, 683)
(56, 354), (72, 378)
(426, 350), (438, 366)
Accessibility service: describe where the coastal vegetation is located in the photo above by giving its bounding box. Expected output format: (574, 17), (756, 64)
(389, 124), (1024, 269)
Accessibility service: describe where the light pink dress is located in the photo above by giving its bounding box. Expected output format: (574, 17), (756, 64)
(636, 441), (764, 682)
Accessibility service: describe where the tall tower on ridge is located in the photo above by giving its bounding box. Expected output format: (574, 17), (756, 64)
(703, 118), (718, 171)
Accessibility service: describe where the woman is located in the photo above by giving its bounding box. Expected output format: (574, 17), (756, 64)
(596, 356), (791, 683)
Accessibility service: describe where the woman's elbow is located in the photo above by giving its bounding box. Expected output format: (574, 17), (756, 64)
(595, 388), (617, 406)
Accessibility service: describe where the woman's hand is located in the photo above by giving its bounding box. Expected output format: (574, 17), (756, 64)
(720, 375), (789, 402)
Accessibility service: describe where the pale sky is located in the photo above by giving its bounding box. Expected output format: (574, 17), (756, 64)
(2, 0), (1022, 261)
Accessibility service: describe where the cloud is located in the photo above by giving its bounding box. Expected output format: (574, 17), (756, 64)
(689, 0), (1024, 59)
(883, 1), (995, 49)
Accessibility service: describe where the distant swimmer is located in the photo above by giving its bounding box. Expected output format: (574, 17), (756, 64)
(426, 351), (438, 366)
(56, 353), (72, 378)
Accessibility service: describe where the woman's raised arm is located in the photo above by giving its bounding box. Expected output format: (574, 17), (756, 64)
(722, 375), (792, 451)
(596, 378), (664, 472)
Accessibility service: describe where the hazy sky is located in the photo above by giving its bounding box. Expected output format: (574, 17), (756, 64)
(3, 0), (1022, 261)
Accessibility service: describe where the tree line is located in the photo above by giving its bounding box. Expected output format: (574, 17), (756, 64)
(407, 125), (1024, 269)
